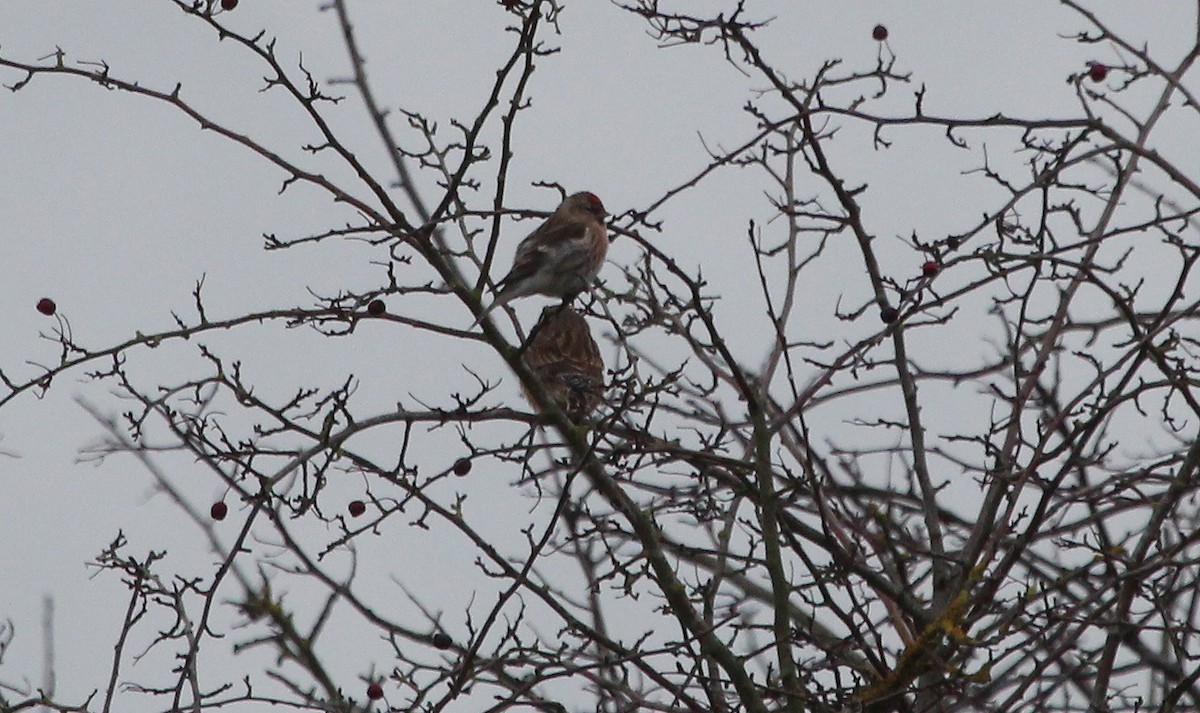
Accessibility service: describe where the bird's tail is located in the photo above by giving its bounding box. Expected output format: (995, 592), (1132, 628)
(468, 290), (515, 330)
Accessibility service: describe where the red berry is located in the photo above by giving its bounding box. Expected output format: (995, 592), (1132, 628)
(348, 500), (366, 517)
(432, 632), (453, 649)
(880, 306), (899, 324)
(367, 299), (386, 316)
(452, 458), (472, 477)
(1088, 63), (1108, 82)
(210, 501), (228, 521)
(366, 682), (383, 700)
(872, 24), (888, 41)
(921, 260), (939, 277)
(220, 0), (238, 9)
(36, 298), (57, 316)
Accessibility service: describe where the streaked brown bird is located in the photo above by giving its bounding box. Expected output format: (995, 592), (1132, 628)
(520, 305), (605, 420)
(471, 191), (609, 328)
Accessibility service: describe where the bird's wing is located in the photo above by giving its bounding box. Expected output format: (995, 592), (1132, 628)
(497, 217), (586, 291)
(525, 314), (603, 379)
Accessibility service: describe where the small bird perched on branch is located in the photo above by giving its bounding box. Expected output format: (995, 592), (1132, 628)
(521, 305), (605, 420)
(471, 191), (609, 329)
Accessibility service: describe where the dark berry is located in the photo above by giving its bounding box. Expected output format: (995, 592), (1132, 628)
(1088, 63), (1108, 82)
(367, 299), (386, 316)
(348, 500), (366, 517)
(921, 261), (939, 277)
(36, 298), (57, 316)
(366, 682), (383, 700)
(880, 306), (899, 324)
(872, 25), (888, 41)
(221, 0), (238, 9)
(210, 501), (228, 521)
(432, 632), (453, 649)
(452, 458), (472, 477)
(946, 237), (961, 250)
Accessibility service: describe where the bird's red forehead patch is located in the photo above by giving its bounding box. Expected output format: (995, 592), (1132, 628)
(584, 192), (603, 209)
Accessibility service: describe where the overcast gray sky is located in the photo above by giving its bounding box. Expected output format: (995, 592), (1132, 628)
(0, 1), (1193, 709)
